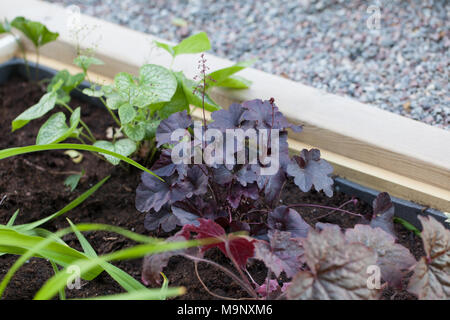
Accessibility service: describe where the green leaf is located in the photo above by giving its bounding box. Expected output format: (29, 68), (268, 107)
(81, 88), (102, 97)
(12, 91), (57, 131)
(154, 41), (175, 57)
(49, 261), (66, 300)
(114, 72), (135, 91)
(144, 120), (161, 140)
(138, 64), (177, 104)
(0, 143), (160, 179)
(0, 228), (103, 280)
(175, 72), (221, 112)
(93, 139), (136, 165)
(11, 16), (58, 48)
(36, 107), (81, 145)
(74, 55), (104, 72)
(64, 173), (83, 192)
(34, 237), (205, 300)
(84, 287), (184, 300)
(6, 210), (20, 227)
(157, 77), (189, 119)
(118, 103), (136, 124)
(123, 123), (146, 142)
(206, 59), (255, 87)
(213, 75), (252, 89)
(173, 32), (211, 56)
(0, 20), (11, 33)
(105, 92), (127, 110)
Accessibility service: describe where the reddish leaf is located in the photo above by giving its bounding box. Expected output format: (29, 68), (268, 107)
(181, 218), (255, 268)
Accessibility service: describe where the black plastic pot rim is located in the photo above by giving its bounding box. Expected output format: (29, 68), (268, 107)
(1, 57), (448, 231)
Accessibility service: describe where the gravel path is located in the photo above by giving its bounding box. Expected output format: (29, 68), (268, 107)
(45, 0), (449, 130)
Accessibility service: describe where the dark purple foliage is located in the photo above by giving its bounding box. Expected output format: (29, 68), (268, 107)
(267, 206), (311, 238)
(136, 99), (323, 238)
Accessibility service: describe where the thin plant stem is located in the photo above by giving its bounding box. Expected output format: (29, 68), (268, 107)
(312, 199), (357, 221)
(287, 203), (363, 218)
(194, 262), (237, 300)
(60, 102), (96, 142)
(224, 241), (258, 299)
(184, 254), (257, 299)
(99, 96), (121, 127)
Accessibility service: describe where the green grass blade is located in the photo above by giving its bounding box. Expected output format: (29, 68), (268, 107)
(82, 287), (185, 300)
(0, 143), (162, 180)
(16, 176), (110, 232)
(34, 239), (204, 300)
(6, 210), (20, 227)
(68, 219), (147, 292)
(50, 261), (66, 300)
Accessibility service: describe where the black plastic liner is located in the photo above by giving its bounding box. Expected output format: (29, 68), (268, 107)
(1, 58), (448, 230)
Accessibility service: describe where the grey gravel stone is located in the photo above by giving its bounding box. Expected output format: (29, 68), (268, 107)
(45, 0), (449, 130)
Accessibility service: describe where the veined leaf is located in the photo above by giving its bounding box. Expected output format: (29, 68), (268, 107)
(118, 103), (136, 124)
(74, 55), (104, 72)
(173, 32), (210, 56)
(12, 91), (57, 131)
(93, 139), (137, 165)
(36, 107), (81, 145)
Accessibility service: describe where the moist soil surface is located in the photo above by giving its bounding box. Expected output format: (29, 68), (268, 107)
(0, 76), (424, 300)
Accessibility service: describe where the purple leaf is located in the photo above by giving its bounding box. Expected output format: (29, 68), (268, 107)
(268, 206), (311, 238)
(227, 183), (259, 209)
(287, 227), (379, 300)
(152, 148), (188, 177)
(345, 224), (416, 288)
(144, 206), (181, 232)
(256, 168), (286, 204)
(135, 173), (190, 212)
(407, 216), (450, 299)
(209, 103), (245, 131)
(254, 230), (304, 278)
(171, 205), (201, 227)
(182, 166), (209, 198)
(242, 99), (302, 132)
(370, 192), (396, 237)
(286, 149), (334, 197)
(156, 110), (192, 147)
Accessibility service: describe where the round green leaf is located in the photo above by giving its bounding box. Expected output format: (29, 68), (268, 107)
(123, 123), (146, 142)
(138, 64), (177, 104)
(118, 103), (136, 124)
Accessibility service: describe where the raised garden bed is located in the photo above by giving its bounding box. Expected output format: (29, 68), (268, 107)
(0, 3), (448, 302)
(0, 60), (447, 300)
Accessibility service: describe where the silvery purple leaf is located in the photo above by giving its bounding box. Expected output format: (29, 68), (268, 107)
(345, 224), (416, 288)
(209, 103), (245, 131)
(254, 230), (305, 278)
(144, 206), (181, 232)
(135, 173), (190, 212)
(171, 205), (201, 227)
(156, 110), (192, 147)
(286, 149), (334, 197)
(268, 206), (311, 238)
(370, 192), (396, 237)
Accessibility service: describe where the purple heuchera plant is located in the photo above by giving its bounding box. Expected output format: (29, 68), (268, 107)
(135, 99), (333, 238)
(137, 99), (449, 300)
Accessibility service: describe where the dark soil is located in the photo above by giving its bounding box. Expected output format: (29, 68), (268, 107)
(0, 76), (425, 300)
